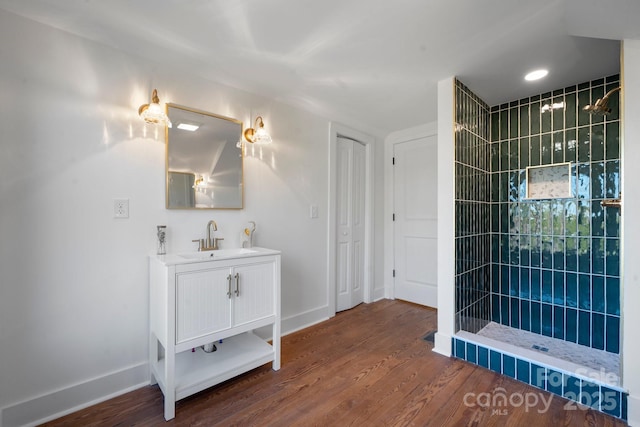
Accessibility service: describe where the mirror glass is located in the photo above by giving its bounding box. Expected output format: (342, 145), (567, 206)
(166, 104), (243, 209)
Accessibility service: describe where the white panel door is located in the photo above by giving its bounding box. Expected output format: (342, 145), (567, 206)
(393, 136), (438, 307)
(176, 267), (232, 343)
(336, 137), (366, 311)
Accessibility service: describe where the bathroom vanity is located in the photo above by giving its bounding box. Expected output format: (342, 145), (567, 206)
(149, 247), (281, 420)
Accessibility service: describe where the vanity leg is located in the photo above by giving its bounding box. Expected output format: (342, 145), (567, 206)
(272, 258), (281, 371)
(272, 321), (281, 371)
(164, 350), (176, 420)
(149, 333), (158, 386)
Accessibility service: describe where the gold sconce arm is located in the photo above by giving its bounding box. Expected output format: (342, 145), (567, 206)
(243, 116), (272, 144)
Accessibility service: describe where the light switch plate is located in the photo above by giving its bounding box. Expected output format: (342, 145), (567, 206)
(310, 205), (319, 219)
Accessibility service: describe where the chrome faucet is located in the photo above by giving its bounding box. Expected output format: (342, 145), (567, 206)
(192, 220), (224, 251)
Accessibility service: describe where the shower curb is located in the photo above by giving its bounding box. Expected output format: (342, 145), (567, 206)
(452, 334), (627, 421)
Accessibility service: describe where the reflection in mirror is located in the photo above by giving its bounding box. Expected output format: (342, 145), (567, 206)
(166, 104), (243, 209)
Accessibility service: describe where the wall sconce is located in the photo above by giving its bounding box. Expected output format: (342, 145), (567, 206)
(243, 116), (272, 145)
(138, 89), (171, 125)
(192, 175), (204, 188)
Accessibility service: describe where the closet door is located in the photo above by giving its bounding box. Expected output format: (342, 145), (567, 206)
(336, 137), (366, 311)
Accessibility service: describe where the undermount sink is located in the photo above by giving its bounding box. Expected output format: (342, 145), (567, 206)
(178, 248), (258, 260)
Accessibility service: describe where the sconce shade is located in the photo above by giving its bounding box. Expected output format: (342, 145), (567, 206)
(244, 116), (272, 145)
(139, 89), (171, 125)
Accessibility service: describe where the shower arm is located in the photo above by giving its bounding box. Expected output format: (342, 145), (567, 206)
(597, 86), (621, 108)
(596, 86), (621, 106)
(603, 86), (622, 99)
(584, 86), (621, 114)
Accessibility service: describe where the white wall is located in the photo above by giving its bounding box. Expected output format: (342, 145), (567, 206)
(622, 39), (640, 426)
(433, 77), (455, 356)
(0, 10), (382, 426)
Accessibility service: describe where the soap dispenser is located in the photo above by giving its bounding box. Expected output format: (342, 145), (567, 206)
(242, 221), (256, 248)
(157, 225), (167, 255)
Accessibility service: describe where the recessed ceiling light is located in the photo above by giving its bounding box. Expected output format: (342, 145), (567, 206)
(177, 123), (199, 131)
(525, 69), (548, 81)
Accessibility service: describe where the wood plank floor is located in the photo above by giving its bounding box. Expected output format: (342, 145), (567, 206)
(42, 300), (626, 426)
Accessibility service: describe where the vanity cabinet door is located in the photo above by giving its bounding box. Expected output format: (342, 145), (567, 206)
(176, 267), (232, 344)
(232, 261), (275, 327)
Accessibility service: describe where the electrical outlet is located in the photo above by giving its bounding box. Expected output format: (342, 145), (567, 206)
(114, 199), (129, 218)
(310, 205), (319, 219)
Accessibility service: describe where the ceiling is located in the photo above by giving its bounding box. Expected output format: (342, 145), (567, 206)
(0, 0), (636, 136)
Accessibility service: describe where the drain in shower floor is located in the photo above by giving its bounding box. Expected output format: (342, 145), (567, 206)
(532, 344), (549, 352)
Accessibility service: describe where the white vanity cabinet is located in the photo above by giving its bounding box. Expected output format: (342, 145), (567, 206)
(149, 248), (281, 421)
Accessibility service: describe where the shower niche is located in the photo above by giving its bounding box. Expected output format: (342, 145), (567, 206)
(525, 163), (572, 199)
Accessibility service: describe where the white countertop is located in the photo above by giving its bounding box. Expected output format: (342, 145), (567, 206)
(151, 247), (281, 266)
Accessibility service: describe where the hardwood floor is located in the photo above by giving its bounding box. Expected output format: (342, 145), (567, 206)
(42, 300), (626, 426)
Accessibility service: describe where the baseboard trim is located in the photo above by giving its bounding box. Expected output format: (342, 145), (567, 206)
(1, 362), (149, 427)
(281, 305), (329, 336)
(253, 305), (330, 341)
(433, 332), (452, 357)
(1, 306), (331, 427)
(372, 287), (386, 302)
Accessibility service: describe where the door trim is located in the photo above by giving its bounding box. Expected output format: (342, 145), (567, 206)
(328, 122), (375, 317)
(384, 122), (438, 299)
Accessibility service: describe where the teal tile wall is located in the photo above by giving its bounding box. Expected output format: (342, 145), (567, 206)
(454, 80), (491, 333)
(489, 75), (621, 353)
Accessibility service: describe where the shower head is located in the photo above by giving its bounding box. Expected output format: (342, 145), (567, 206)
(583, 86), (621, 115)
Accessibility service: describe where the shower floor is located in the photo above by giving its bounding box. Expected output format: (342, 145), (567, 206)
(476, 322), (620, 381)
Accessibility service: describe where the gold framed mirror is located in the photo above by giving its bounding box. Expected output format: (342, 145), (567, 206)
(166, 104), (243, 209)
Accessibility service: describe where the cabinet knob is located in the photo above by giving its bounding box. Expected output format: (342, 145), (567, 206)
(234, 273), (240, 296)
(226, 274), (232, 298)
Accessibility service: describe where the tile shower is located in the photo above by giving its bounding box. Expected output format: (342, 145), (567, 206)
(452, 76), (626, 420)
